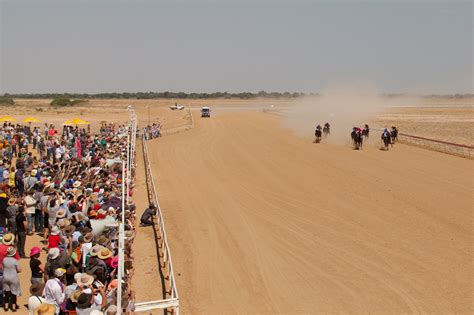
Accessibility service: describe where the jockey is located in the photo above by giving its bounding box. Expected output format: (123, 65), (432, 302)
(316, 124), (322, 131)
(383, 128), (390, 137)
(364, 124), (369, 129)
(324, 122), (330, 128)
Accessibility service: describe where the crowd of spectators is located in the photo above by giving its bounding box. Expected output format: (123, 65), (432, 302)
(142, 123), (161, 140)
(0, 121), (136, 314)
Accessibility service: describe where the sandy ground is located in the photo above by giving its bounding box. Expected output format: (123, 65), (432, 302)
(6, 99), (473, 314)
(149, 110), (472, 314)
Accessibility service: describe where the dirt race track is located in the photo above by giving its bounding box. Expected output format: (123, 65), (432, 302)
(146, 111), (473, 314)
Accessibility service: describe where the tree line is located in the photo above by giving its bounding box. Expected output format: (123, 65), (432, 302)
(2, 91), (310, 100)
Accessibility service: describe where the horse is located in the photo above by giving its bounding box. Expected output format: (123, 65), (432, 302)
(381, 133), (391, 150)
(362, 127), (370, 139)
(351, 131), (363, 150)
(314, 129), (322, 143)
(323, 126), (330, 137)
(391, 129), (398, 144)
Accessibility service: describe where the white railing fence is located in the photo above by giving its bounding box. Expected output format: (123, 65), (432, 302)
(134, 134), (180, 314)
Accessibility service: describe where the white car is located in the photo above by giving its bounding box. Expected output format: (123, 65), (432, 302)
(169, 103), (184, 110)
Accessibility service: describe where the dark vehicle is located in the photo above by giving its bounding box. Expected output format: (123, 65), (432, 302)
(201, 107), (211, 118)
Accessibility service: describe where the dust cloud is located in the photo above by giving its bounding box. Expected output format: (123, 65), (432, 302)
(283, 85), (402, 144)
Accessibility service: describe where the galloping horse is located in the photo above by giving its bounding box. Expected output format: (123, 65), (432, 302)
(323, 123), (330, 138)
(381, 132), (391, 150)
(391, 127), (398, 144)
(314, 129), (322, 143)
(362, 124), (370, 139)
(351, 130), (363, 150)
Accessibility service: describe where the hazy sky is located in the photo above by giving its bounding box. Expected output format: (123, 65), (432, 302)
(0, 0), (472, 94)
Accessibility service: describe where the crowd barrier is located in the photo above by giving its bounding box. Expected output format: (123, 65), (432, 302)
(134, 134), (180, 313)
(398, 133), (474, 159)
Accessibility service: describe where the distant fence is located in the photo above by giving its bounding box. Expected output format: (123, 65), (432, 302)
(397, 133), (473, 159)
(161, 106), (194, 135)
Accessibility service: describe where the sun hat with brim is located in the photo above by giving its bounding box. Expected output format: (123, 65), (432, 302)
(56, 209), (66, 219)
(90, 244), (103, 257)
(69, 289), (82, 303)
(97, 235), (109, 246)
(90, 310), (104, 315)
(73, 181), (82, 188)
(64, 225), (76, 236)
(29, 246), (41, 257)
(48, 248), (60, 260)
(84, 232), (94, 243)
(7, 246), (17, 257)
(50, 226), (60, 235)
(57, 218), (71, 228)
(2, 233), (15, 245)
(55, 268), (66, 277)
(98, 248), (112, 260)
(34, 303), (56, 315)
(30, 283), (45, 296)
(76, 273), (94, 286)
(76, 293), (93, 309)
(7, 198), (15, 206)
(105, 305), (118, 315)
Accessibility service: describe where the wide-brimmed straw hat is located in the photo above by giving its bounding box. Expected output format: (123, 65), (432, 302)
(56, 209), (66, 219)
(48, 247), (60, 260)
(7, 246), (17, 257)
(76, 273), (94, 286)
(64, 225), (76, 236)
(7, 198), (15, 206)
(90, 244), (103, 257)
(84, 232), (94, 243)
(69, 289), (82, 303)
(57, 218), (71, 228)
(98, 247), (112, 260)
(73, 180), (82, 188)
(2, 233), (15, 245)
(50, 226), (60, 235)
(30, 283), (45, 296)
(97, 235), (109, 246)
(34, 303), (56, 315)
(76, 293), (92, 309)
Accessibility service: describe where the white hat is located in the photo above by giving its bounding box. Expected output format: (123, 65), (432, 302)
(50, 226), (60, 235)
(48, 248), (60, 260)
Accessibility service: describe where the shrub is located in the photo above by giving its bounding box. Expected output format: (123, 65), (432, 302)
(51, 98), (88, 107)
(0, 97), (14, 106)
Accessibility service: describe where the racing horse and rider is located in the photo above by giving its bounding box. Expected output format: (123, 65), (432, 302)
(323, 122), (330, 138)
(381, 127), (392, 150)
(391, 125), (398, 143)
(362, 124), (370, 139)
(314, 124), (322, 143)
(351, 127), (363, 150)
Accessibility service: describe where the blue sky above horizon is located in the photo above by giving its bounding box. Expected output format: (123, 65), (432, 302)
(0, 0), (472, 94)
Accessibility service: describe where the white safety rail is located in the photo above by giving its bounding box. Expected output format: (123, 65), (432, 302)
(117, 106), (138, 314)
(134, 135), (180, 314)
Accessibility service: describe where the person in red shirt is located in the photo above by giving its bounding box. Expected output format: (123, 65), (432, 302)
(0, 233), (20, 268)
(48, 226), (61, 249)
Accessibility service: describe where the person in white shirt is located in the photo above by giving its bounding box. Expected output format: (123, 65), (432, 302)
(27, 283), (46, 315)
(24, 193), (37, 235)
(43, 268), (66, 315)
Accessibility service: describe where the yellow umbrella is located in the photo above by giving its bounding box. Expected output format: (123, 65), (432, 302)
(63, 118), (89, 125)
(0, 115), (16, 122)
(23, 117), (41, 123)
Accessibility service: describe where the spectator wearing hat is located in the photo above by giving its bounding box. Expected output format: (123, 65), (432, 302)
(43, 268), (66, 314)
(27, 283), (46, 315)
(15, 205), (27, 258)
(0, 233), (19, 268)
(33, 184), (45, 234)
(2, 246), (22, 311)
(29, 247), (44, 284)
(33, 303), (56, 315)
(81, 233), (93, 271)
(6, 197), (18, 234)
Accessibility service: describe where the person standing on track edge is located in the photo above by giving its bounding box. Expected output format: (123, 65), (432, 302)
(140, 205), (156, 227)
